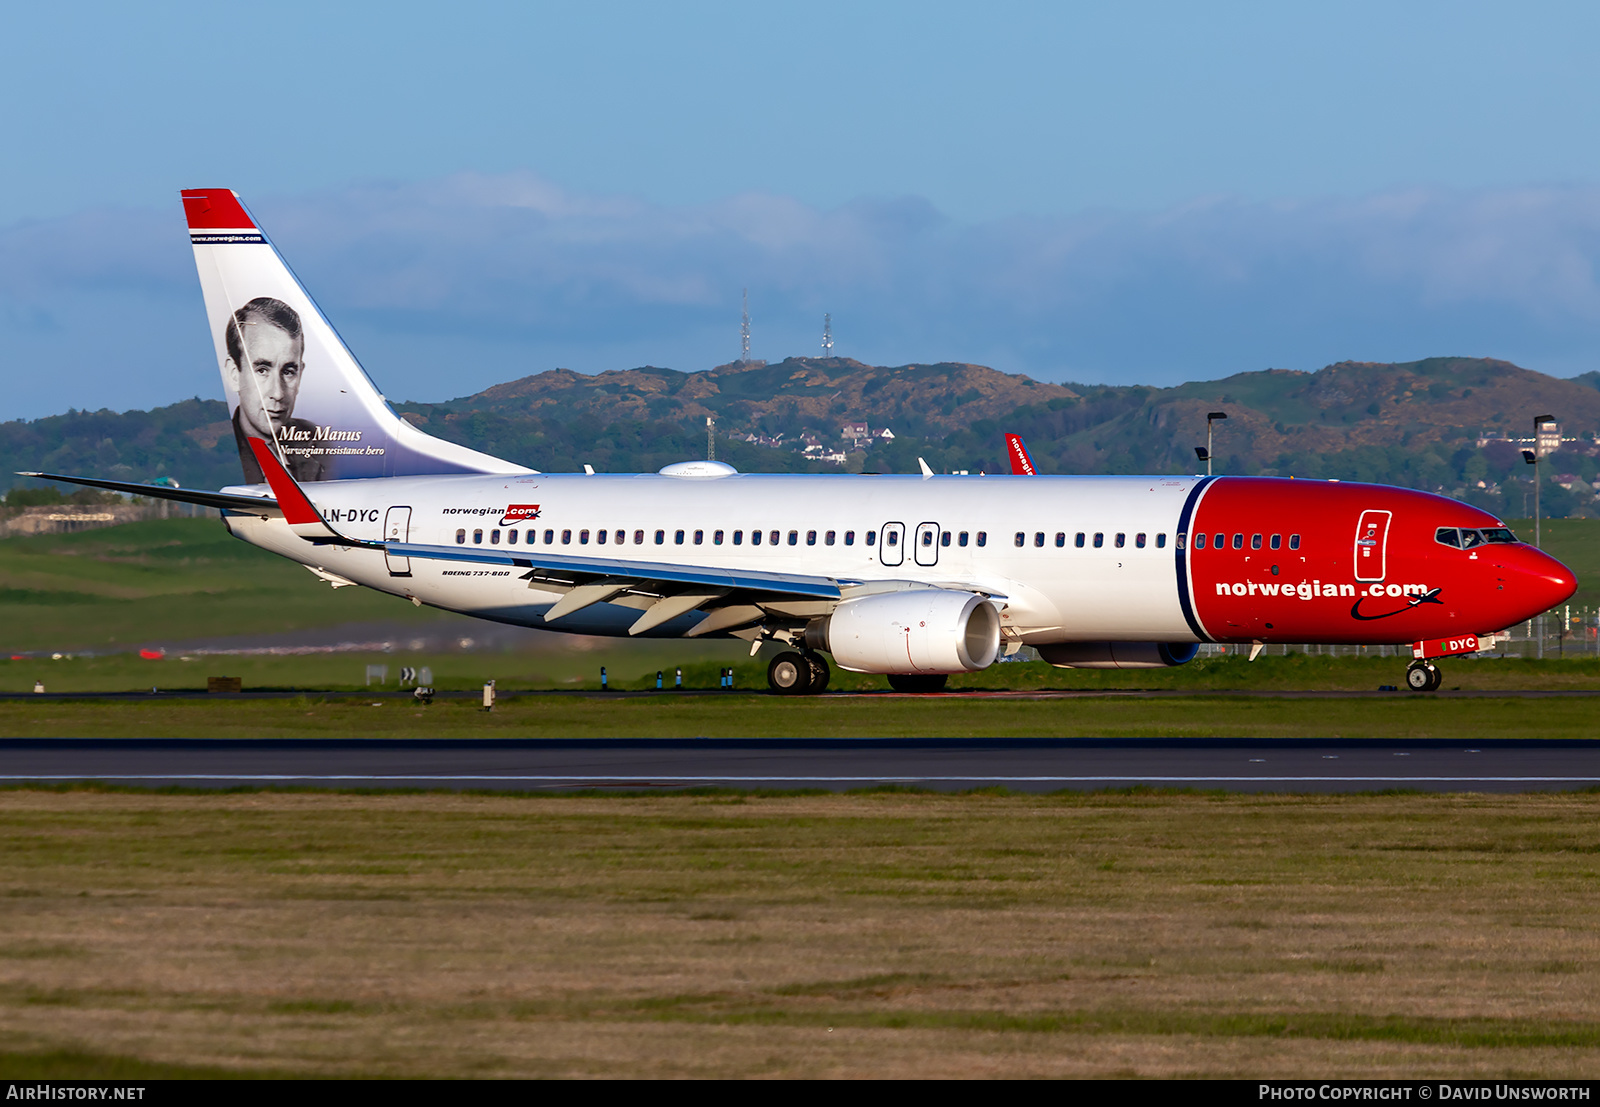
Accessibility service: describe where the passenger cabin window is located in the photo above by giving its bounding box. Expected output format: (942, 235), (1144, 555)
(1093, 533), (1104, 548)
(595, 529), (605, 544)
(633, 530), (644, 544)
(923, 530), (935, 547)
(1115, 533), (1126, 548)
(561, 529), (572, 545)
(1289, 534), (1301, 550)
(455, 529), (466, 544)
(1075, 532), (1085, 548)
(615, 530), (624, 545)
(714, 529), (724, 545)
(654, 529), (665, 545)
(1135, 533), (1146, 548)
(752, 530), (762, 546)
(788, 531), (799, 546)
(1194, 533), (1206, 549)
(958, 532), (969, 547)
(507, 530), (517, 545)
(694, 530), (704, 545)
(491, 529), (501, 545)
(675, 529), (686, 545)
(580, 529), (590, 545)
(1015, 532), (1025, 548)
(1054, 532), (1065, 548)
(1270, 534), (1281, 550)
(733, 530), (743, 545)
(1232, 533), (1244, 550)
(1158, 533), (1169, 549)
(1251, 534), (1262, 550)
(770, 530), (780, 546)
(826, 530), (836, 545)
(1034, 532), (1045, 547)
(473, 529), (483, 544)
(1214, 533), (1224, 549)
(543, 529), (554, 544)
(976, 531), (986, 547)
(941, 531), (951, 546)
(845, 531), (856, 546)
(807, 530), (817, 546)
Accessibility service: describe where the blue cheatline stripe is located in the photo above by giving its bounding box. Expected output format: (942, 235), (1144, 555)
(1, 774), (1596, 784)
(190, 233), (267, 245)
(1173, 476), (1214, 642)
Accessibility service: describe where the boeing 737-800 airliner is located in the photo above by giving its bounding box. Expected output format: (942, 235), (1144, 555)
(23, 189), (1578, 694)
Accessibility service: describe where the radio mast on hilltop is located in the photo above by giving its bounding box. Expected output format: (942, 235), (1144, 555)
(740, 288), (751, 363)
(821, 313), (833, 357)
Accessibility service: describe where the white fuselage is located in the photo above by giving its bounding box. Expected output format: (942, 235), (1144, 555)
(223, 472), (1202, 643)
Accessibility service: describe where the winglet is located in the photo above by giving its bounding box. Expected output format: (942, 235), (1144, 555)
(918, 457), (935, 479)
(246, 438), (348, 541)
(1005, 434), (1037, 476)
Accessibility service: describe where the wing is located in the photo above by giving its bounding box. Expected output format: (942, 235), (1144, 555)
(244, 437), (842, 637)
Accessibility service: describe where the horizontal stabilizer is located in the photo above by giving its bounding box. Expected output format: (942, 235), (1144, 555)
(16, 472), (279, 514)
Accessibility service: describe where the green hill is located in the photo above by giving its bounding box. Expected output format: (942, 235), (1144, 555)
(8, 356), (1600, 519)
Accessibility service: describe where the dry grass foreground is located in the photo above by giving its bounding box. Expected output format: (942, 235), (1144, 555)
(1, 790), (1600, 1077)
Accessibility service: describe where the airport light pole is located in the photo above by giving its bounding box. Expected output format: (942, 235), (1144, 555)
(1523, 414), (1556, 550)
(1199, 411), (1227, 476)
(1523, 413), (1556, 658)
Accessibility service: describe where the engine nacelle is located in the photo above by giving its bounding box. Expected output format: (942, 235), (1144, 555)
(1036, 642), (1199, 669)
(805, 590), (1001, 674)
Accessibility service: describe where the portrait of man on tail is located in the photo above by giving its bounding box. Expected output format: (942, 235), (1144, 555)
(226, 296), (330, 483)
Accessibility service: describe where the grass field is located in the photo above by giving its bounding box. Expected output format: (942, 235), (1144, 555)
(2, 788), (1599, 1078)
(1, 690), (1596, 739)
(7, 649), (1600, 698)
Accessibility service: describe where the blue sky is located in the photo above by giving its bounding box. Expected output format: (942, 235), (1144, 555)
(5, 1), (1600, 418)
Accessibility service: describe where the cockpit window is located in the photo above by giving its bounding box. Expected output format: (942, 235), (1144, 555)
(1437, 526), (1518, 549)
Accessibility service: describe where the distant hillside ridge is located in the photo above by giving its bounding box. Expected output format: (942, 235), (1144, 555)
(449, 358), (1079, 437)
(6, 356), (1600, 518)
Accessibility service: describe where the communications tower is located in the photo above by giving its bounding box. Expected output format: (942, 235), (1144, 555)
(821, 313), (833, 357)
(740, 288), (751, 363)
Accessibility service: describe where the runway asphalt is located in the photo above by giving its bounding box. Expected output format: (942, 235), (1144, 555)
(3, 738), (1599, 793)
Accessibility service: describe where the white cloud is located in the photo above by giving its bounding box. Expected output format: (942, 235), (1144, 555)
(4, 172), (1600, 419)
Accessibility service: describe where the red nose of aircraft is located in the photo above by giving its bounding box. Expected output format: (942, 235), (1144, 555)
(1510, 545), (1578, 619)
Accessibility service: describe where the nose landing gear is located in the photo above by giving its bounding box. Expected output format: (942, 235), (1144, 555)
(1405, 659), (1442, 692)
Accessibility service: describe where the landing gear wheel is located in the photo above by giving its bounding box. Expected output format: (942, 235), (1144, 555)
(767, 652), (814, 695)
(803, 652), (831, 693)
(1405, 660), (1440, 692)
(887, 673), (948, 694)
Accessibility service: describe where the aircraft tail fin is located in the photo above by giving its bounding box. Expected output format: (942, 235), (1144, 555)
(1005, 434), (1037, 476)
(181, 189), (530, 484)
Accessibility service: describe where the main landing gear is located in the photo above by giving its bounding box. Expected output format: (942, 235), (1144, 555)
(1405, 659), (1443, 692)
(767, 651), (831, 695)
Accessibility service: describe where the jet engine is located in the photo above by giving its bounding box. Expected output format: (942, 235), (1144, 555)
(805, 590), (1001, 674)
(1036, 642), (1199, 669)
